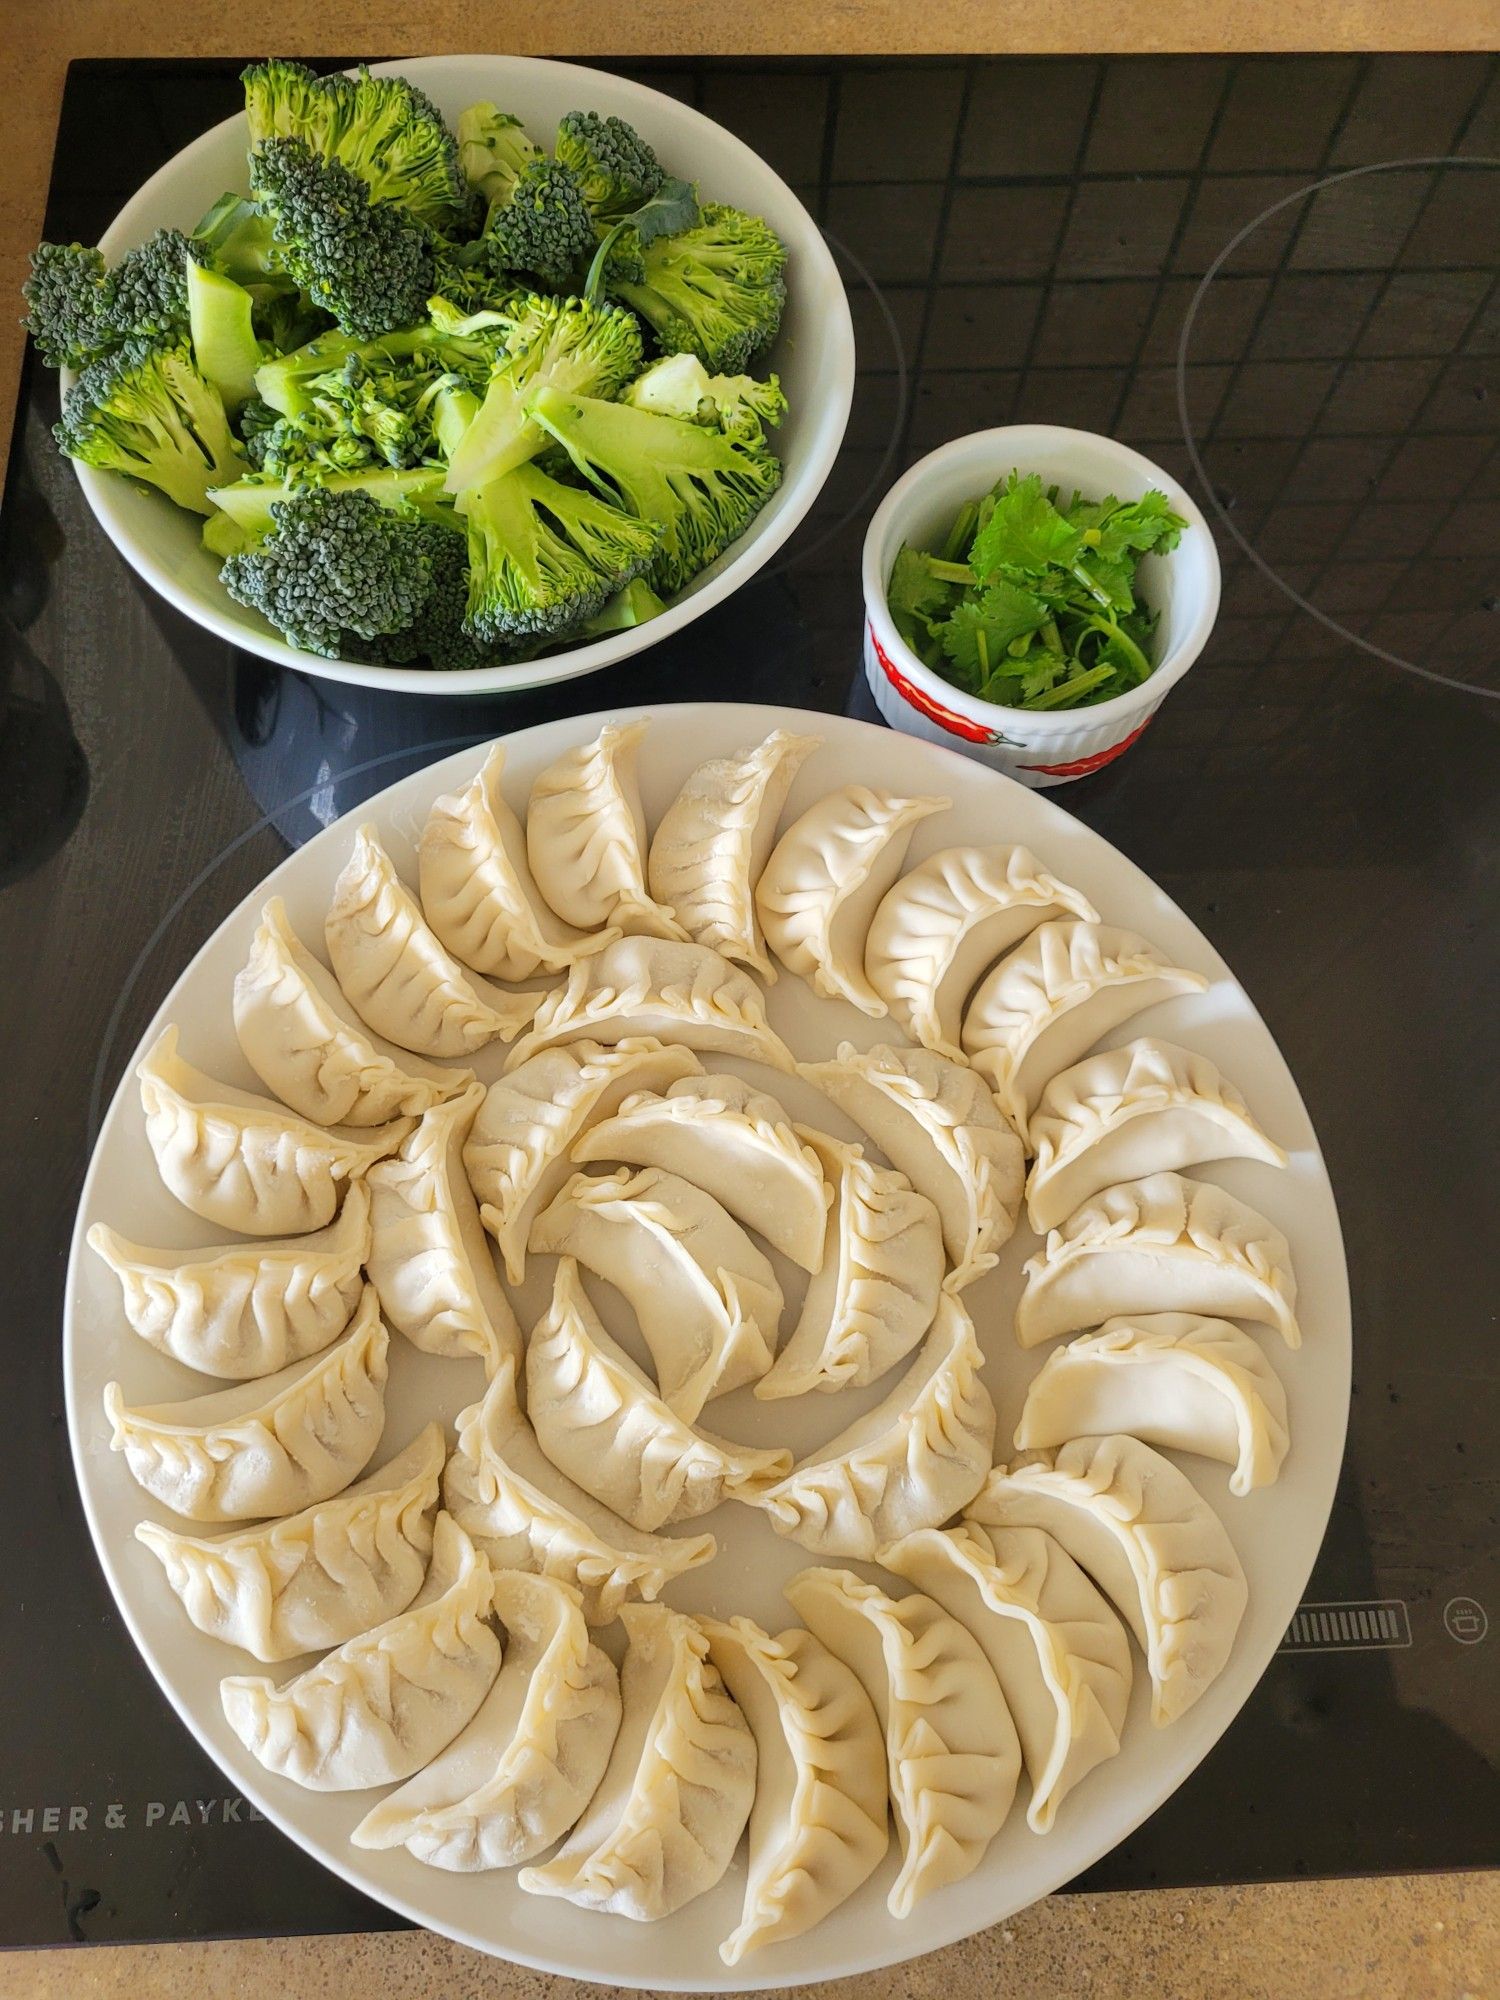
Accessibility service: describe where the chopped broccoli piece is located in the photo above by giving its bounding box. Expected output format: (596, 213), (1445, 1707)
(457, 104), (541, 202)
(615, 203), (787, 374)
(220, 486), (436, 655)
(556, 111), (664, 218)
(193, 193), (283, 284)
(186, 260), (261, 408)
(578, 576), (666, 636)
(251, 137), (434, 338)
(527, 383), (781, 597)
(54, 336), (242, 514)
(207, 462), (448, 538)
(253, 349), (456, 475)
(625, 352), (786, 434)
(23, 230), (197, 370)
(463, 461), (663, 640)
(369, 520), (514, 670)
(475, 156), (596, 289)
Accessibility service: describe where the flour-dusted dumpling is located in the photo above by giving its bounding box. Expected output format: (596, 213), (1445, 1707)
(419, 744), (617, 982)
(1016, 1314), (1291, 1496)
(352, 1569), (621, 1870)
(1027, 1039), (1288, 1233)
(962, 921), (1209, 1135)
(574, 1073), (831, 1272)
(221, 1512), (500, 1790)
(104, 1286), (389, 1522)
(531, 1169), (782, 1420)
(326, 825), (541, 1058)
(753, 1288), (995, 1559)
(756, 1130), (943, 1400)
(518, 1601), (756, 1921)
(444, 1361), (715, 1623)
(137, 1028), (410, 1237)
(755, 785), (949, 1014)
(364, 1082), (521, 1373)
(970, 1436), (1248, 1726)
(883, 1522), (1132, 1830)
(1016, 1171), (1301, 1350)
(87, 1181), (369, 1381)
(801, 1040), (1023, 1280)
(526, 720), (687, 940)
(866, 846), (1099, 1060)
(786, 1567), (1020, 1918)
(647, 728), (821, 977)
(525, 1260), (790, 1530)
(135, 1423), (444, 1662)
(233, 898), (471, 1128)
(465, 1039), (700, 1286)
(703, 1616), (886, 1964)
(504, 935), (795, 1076)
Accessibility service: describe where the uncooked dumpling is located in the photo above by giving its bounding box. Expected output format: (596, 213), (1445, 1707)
(351, 1569), (621, 1871)
(526, 720), (686, 940)
(504, 935), (795, 1075)
(574, 1072), (831, 1272)
(135, 1423), (444, 1662)
(1015, 1313), (1291, 1496)
(647, 728), (821, 977)
(137, 1027), (410, 1237)
(786, 1567), (1020, 1917)
(1015, 1171), (1301, 1350)
(970, 1436), (1248, 1726)
(364, 1082), (522, 1373)
(420, 744), (616, 982)
(755, 785), (948, 1014)
(525, 1259), (790, 1530)
(531, 1167), (781, 1419)
(753, 1288), (995, 1559)
(865, 845), (1098, 1060)
(326, 824), (540, 1058)
(1026, 1038), (1287, 1233)
(465, 1039), (700, 1285)
(702, 1615), (887, 1964)
(518, 1601), (756, 1921)
(233, 897), (470, 1127)
(87, 1181), (370, 1381)
(961, 920), (1208, 1135)
(220, 1512), (500, 1790)
(800, 1040), (1023, 1279)
(104, 1286), (389, 1522)
(756, 1130), (943, 1400)
(443, 1360), (715, 1623)
(883, 1521), (1132, 1830)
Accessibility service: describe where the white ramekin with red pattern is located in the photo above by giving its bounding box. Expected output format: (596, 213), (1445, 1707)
(861, 426), (1221, 786)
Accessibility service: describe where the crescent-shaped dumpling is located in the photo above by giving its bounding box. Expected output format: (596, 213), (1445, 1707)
(755, 785), (949, 1014)
(1027, 1038), (1287, 1232)
(1015, 1171), (1301, 1350)
(962, 920), (1209, 1136)
(785, 1567), (1021, 1917)
(351, 1569), (622, 1871)
(647, 728), (821, 977)
(326, 824), (541, 1057)
(970, 1436), (1248, 1726)
(702, 1615), (888, 1965)
(526, 720), (687, 940)
(753, 1287), (996, 1559)
(1015, 1313), (1291, 1496)
(883, 1520), (1132, 1830)
(573, 1072), (831, 1272)
(443, 1359), (716, 1623)
(518, 1602), (756, 1921)
(865, 845), (1098, 1059)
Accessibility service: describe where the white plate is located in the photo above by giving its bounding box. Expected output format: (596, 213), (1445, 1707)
(64, 702), (1350, 1989)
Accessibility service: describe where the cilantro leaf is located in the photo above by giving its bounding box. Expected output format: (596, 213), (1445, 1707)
(970, 472), (1082, 579)
(1091, 489), (1186, 562)
(887, 543), (961, 659)
(935, 577), (1049, 681)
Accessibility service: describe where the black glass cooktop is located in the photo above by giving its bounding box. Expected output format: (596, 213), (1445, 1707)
(0, 53), (1495, 1951)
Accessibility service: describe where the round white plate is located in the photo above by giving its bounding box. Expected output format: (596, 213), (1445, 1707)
(65, 702), (1350, 1989)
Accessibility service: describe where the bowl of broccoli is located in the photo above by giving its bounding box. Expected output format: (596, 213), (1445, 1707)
(28, 56), (855, 694)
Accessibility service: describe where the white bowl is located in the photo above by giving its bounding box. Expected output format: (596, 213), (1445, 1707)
(67, 55), (855, 696)
(862, 426), (1220, 786)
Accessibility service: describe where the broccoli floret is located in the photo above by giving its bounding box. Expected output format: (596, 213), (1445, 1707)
(614, 204), (787, 374)
(23, 230), (196, 369)
(625, 352), (786, 434)
(528, 384), (781, 598)
(457, 104), (541, 203)
(254, 350), (456, 476)
(556, 111), (664, 218)
(251, 137), (434, 338)
(476, 157), (596, 289)
(54, 336), (242, 514)
(578, 575), (666, 636)
(194, 192), (283, 284)
(220, 486), (436, 655)
(445, 292), (643, 494)
(463, 461), (663, 640)
(369, 521), (516, 670)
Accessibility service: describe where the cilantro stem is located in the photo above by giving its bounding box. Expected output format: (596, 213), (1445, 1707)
(1083, 613), (1152, 680)
(1041, 617), (1065, 657)
(926, 558), (974, 584)
(1023, 662), (1116, 709)
(1069, 561), (1112, 607)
